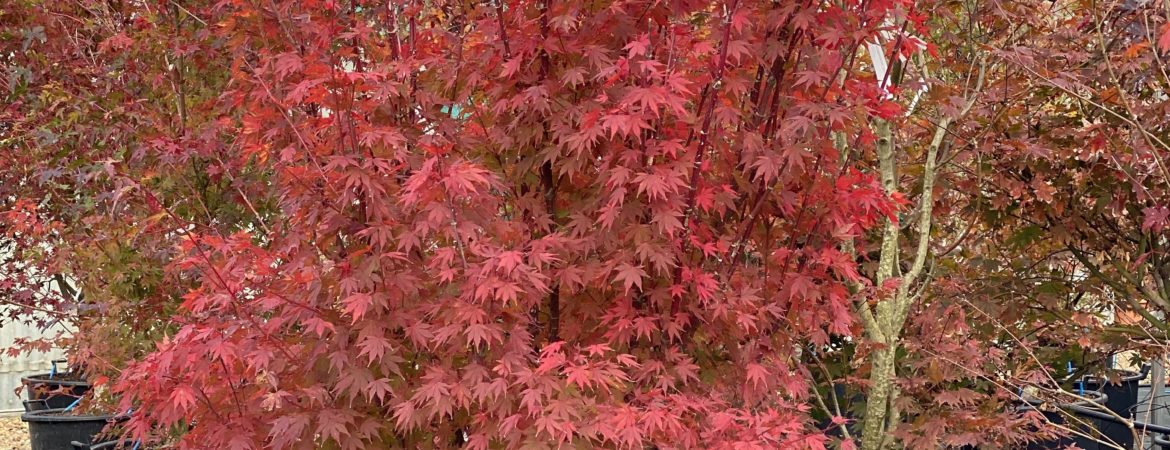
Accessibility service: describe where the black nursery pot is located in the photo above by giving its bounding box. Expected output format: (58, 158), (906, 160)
(1155, 434), (1170, 450)
(22, 408), (126, 450)
(21, 372), (92, 409)
(1075, 367), (1146, 450)
(1020, 390), (1109, 450)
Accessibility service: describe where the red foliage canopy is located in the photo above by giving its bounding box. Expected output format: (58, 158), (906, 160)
(3, 0), (924, 448)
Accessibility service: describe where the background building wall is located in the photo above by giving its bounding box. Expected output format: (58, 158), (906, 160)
(0, 318), (66, 413)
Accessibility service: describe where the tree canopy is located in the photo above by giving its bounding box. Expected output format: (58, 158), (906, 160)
(3, 0), (1170, 449)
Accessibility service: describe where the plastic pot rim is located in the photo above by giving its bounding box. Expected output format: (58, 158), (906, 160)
(21, 408), (127, 424)
(1081, 369), (1145, 386)
(77, 440), (131, 450)
(1017, 390), (1108, 410)
(21, 373), (91, 387)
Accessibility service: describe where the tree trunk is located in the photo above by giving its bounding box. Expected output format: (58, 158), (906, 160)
(861, 340), (898, 450)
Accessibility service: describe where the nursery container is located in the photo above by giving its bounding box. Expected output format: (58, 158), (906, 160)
(21, 372), (91, 409)
(1020, 390), (1108, 450)
(1130, 387), (1170, 449)
(1155, 434), (1170, 450)
(22, 408), (124, 450)
(1074, 366), (1147, 449)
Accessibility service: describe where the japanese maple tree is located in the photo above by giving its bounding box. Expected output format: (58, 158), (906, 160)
(4, 0), (1120, 448)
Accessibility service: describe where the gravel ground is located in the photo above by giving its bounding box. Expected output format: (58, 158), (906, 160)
(0, 415), (29, 450)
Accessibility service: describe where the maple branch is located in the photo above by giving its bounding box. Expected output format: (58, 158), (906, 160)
(437, 158), (470, 271)
(671, 0), (739, 316)
(53, 273), (79, 302)
(135, 184), (306, 367)
(219, 358), (245, 418)
(539, 0), (560, 344)
(0, 296), (71, 320)
(1140, 11), (1170, 93)
(723, 4), (840, 276)
(167, 0), (206, 26)
(946, 294), (1147, 449)
(1066, 245), (1170, 332)
(387, 2), (403, 61)
(724, 186), (767, 261)
(493, 0), (511, 59)
(874, 119), (900, 286)
(1085, 3), (1170, 189)
(210, 150), (274, 237)
(239, 58), (324, 172)
(917, 344), (1130, 450)
(194, 384), (228, 424)
(875, 5), (914, 94)
(165, 52), (187, 133)
(267, 0), (305, 57)
(894, 55), (985, 325)
(1110, 257), (1170, 313)
(808, 377), (852, 441)
(809, 345), (856, 442)
(889, 116), (947, 318)
(842, 239), (883, 341)
(1009, 59), (1170, 172)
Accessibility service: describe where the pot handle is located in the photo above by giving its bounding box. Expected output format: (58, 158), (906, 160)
(50, 358), (69, 377)
(22, 399), (48, 412)
(70, 441), (89, 450)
